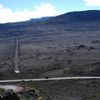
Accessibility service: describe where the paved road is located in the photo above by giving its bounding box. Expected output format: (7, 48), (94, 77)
(0, 77), (100, 83)
(13, 37), (20, 73)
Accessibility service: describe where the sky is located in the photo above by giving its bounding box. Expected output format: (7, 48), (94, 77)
(0, 0), (100, 23)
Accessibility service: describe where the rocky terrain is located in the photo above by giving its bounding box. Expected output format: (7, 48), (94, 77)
(0, 10), (100, 79)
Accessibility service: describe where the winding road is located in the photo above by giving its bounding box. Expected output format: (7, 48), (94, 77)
(0, 77), (100, 83)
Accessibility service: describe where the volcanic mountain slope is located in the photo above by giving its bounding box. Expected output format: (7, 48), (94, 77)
(0, 10), (100, 34)
(47, 10), (100, 24)
(1, 10), (100, 37)
(0, 10), (100, 79)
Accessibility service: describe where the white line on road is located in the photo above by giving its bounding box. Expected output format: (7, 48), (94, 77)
(0, 77), (100, 83)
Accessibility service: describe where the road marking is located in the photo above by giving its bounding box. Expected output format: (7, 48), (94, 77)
(0, 77), (100, 83)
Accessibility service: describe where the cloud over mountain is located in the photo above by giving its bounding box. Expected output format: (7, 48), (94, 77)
(0, 3), (60, 23)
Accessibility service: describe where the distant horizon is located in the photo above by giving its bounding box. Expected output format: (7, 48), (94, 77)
(1, 9), (100, 24)
(0, 0), (100, 23)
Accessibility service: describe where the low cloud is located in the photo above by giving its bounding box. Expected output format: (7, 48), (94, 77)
(0, 3), (61, 23)
(84, 0), (100, 6)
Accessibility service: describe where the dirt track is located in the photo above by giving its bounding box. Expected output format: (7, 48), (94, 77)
(13, 37), (20, 73)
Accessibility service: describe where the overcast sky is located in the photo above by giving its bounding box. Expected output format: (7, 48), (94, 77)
(0, 0), (100, 23)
